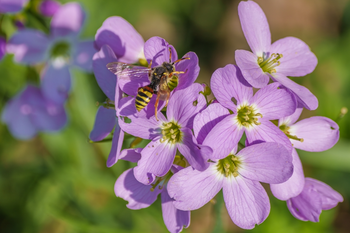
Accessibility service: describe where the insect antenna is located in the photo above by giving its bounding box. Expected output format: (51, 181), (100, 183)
(172, 56), (190, 65)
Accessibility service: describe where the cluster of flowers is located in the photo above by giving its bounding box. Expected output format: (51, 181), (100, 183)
(89, 1), (343, 232)
(1, 0), (96, 139)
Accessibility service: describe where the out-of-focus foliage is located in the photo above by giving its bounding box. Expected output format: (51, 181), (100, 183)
(1, 0), (350, 232)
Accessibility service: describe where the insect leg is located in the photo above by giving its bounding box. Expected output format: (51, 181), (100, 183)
(172, 57), (190, 65)
(165, 90), (170, 108)
(168, 47), (172, 63)
(154, 92), (161, 121)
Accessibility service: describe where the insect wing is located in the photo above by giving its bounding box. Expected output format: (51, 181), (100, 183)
(106, 62), (151, 79)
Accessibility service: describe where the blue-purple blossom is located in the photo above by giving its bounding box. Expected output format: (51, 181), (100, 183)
(235, 0), (318, 110)
(287, 178), (343, 222)
(0, 0), (28, 13)
(203, 64), (296, 160)
(119, 83), (211, 185)
(7, 2), (96, 104)
(1, 84), (67, 139)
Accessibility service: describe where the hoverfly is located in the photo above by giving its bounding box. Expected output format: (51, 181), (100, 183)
(107, 48), (189, 120)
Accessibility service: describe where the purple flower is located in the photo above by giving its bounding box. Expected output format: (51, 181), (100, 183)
(115, 164), (190, 233)
(1, 84), (67, 140)
(90, 44), (126, 167)
(0, 0), (28, 13)
(270, 108), (340, 200)
(235, 0), (318, 110)
(119, 83), (210, 184)
(115, 36), (200, 119)
(95, 16), (145, 64)
(39, 0), (61, 17)
(7, 2), (96, 104)
(287, 178), (343, 222)
(0, 36), (6, 60)
(204, 64), (296, 160)
(168, 142), (293, 229)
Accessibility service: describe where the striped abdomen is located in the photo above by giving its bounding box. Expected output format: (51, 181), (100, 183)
(135, 86), (154, 111)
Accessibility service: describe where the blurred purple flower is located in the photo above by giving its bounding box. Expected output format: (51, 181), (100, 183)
(205, 64), (296, 160)
(39, 0), (61, 17)
(7, 2), (96, 104)
(0, 36), (6, 60)
(0, 0), (28, 13)
(1, 84), (67, 140)
(287, 178), (343, 222)
(119, 83), (210, 185)
(235, 0), (318, 110)
(168, 142), (293, 229)
(270, 108), (340, 200)
(115, 164), (190, 233)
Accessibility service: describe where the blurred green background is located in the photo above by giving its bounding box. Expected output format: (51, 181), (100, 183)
(1, 0), (350, 232)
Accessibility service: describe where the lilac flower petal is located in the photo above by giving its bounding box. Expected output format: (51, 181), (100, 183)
(270, 149), (305, 200)
(72, 40), (95, 71)
(119, 148), (142, 163)
(202, 114), (243, 160)
(288, 117), (339, 152)
(114, 168), (163, 210)
(92, 45), (117, 100)
(39, 0), (60, 17)
(119, 112), (163, 140)
(193, 103), (230, 144)
(211, 64), (253, 111)
(305, 178), (343, 210)
(106, 125), (124, 167)
(270, 37), (317, 77)
(1, 86), (38, 139)
(252, 82), (296, 120)
(238, 1), (271, 57)
(177, 128), (210, 171)
(223, 176), (270, 229)
(144, 37), (177, 67)
(30, 96), (67, 132)
(279, 107), (303, 127)
(235, 50), (270, 88)
(169, 165), (224, 210)
(287, 186), (322, 222)
(0, 0), (28, 13)
(238, 142), (293, 184)
(41, 62), (71, 104)
(51, 2), (85, 37)
(167, 83), (206, 129)
(2, 85), (67, 139)
(7, 29), (50, 64)
(89, 106), (116, 141)
(175, 52), (199, 91)
(0, 37), (6, 60)
(272, 72), (318, 110)
(245, 121), (293, 153)
(134, 140), (177, 185)
(95, 16), (144, 64)
(161, 189), (190, 233)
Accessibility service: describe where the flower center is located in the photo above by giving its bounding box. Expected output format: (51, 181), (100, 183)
(217, 154), (241, 177)
(50, 41), (71, 59)
(167, 75), (178, 91)
(160, 121), (182, 144)
(279, 124), (304, 142)
(236, 104), (262, 128)
(258, 53), (283, 74)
